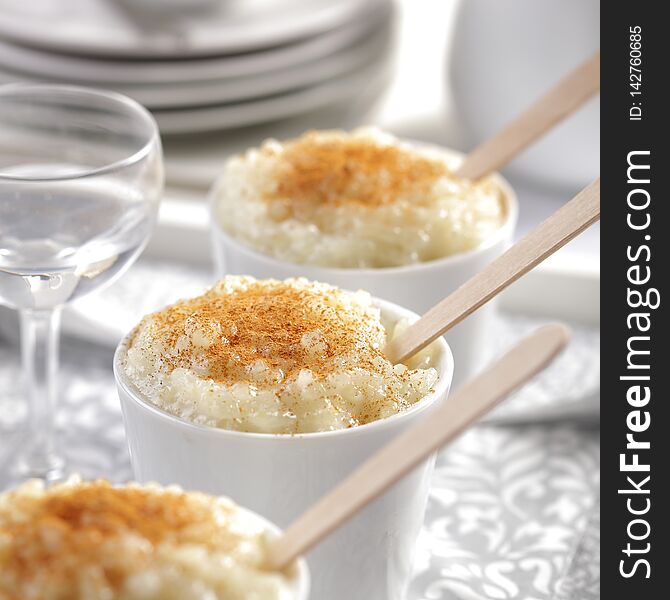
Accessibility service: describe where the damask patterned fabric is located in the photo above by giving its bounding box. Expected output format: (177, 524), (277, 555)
(410, 426), (599, 599)
(0, 314), (600, 599)
(553, 501), (600, 600)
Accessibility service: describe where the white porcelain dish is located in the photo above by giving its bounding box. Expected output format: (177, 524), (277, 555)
(0, 3), (389, 85)
(0, 57), (391, 136)
(449, 0), (600, 189)
(210, 145), (517, 385)
(0, 24), (391, 110)
(150, 59), (392, 134)
(248, 508), (311, 600)
(115, 297), (453, 600)
(111, 28), (390, 109)
(0, 0), (386, 58)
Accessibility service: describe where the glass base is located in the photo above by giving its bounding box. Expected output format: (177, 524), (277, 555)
(1, 439), (67, 490)
(16, 452), (66, 484)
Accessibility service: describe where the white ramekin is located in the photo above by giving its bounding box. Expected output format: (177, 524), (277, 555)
(209, 145), (517, 386)
(114, 298), (453, 600)
(244, 508), (311, 600)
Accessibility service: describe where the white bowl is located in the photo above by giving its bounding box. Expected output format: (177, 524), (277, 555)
(114, 298), (453, 600)
(242, 507), (311, 600)
(209, 146), (517, 385)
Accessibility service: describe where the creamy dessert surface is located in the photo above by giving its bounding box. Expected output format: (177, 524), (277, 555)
(215, 127), (506, 268)
(0, 477), (295, 600)
(123, 276), (440, 434)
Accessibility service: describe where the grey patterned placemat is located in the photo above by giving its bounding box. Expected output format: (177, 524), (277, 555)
(410, 426), (599, 600)
(486, 315), (599, 424)
(0, 339), (131, 484)
(553, 500), (600, 600)
(0, 329), (600, 598)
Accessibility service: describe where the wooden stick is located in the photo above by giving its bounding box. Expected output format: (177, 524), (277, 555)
(267, 323), (570, 570)
(455, 51), (600, 181)
(386, 178), (599, 364)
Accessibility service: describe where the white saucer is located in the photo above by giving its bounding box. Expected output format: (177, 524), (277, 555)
(0, 0), (385, 58)
(151, 58), (392, 134)
(118, 28), (390, 109)
(0, 17), (392, 110)
(0, 4), (388, 84)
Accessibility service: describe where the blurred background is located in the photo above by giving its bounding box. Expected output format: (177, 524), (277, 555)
(0, 3), (601, 597)
(0, 0), (600, 267)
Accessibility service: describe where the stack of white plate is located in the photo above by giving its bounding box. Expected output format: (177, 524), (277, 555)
(0, 0), (394, 135)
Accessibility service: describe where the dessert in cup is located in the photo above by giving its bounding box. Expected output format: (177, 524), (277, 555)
(210, 128), (517, 384)
(115, 276), (452, 600)
(0, 476), (309, 599)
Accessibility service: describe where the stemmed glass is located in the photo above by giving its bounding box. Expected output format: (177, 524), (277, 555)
(0, 84), (163, 483)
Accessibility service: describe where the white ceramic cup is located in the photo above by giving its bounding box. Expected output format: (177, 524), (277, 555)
(115, 299), (453, 600)
(209, 146), (517, 386)
(243, 509), (311, 600)
(449, 0), (600, 190)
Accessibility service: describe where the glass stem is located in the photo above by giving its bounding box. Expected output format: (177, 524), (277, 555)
(18, 307), (65, 481)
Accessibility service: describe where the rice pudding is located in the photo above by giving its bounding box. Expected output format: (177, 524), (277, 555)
(214, 128), (506, 268)
(0, 478), (297, 600)
(122, 276), (439, 434)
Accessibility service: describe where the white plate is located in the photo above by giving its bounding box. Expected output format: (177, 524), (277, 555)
(0, 52), (391, 134)
(0, 0), (385, 58)
(0, 21), (392, 110)
(150, 57), (392, 134)
(0, 4), (388, 84)
(124, 27), (391, 108)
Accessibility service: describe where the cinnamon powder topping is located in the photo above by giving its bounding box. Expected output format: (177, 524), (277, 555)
(140, 278), (385, 385)
(0, 481), (242, 588)
(267, 130), (449, 208)
(123, 277), (441, 434)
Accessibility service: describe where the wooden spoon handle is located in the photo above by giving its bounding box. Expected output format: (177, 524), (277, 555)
(267, 323), (570, 570)
(456, 51), (600, 181)
(386, 178), (599, 364)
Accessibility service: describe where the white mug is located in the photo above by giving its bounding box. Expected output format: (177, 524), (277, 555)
(449, 0), (600, 189)
(115, 298), (453, 600)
